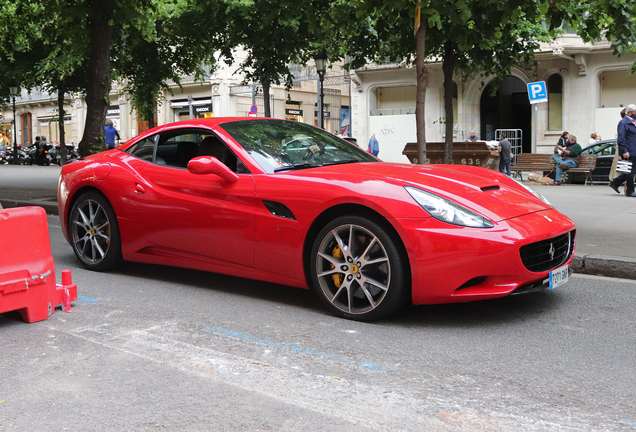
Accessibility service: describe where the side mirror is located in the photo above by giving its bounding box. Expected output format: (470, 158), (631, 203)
(187, 156), (239, 183)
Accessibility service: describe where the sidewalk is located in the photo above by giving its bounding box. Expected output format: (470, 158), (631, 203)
(526, 182), (636, 279)
(1, 165), (635, 279)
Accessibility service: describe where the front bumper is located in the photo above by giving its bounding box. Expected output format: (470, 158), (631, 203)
(396, 207), (576, 305)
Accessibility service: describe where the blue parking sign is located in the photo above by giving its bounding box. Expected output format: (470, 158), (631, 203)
(527, 81), (548, 104)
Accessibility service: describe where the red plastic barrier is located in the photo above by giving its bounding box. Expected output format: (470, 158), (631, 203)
(0, 207), (77, 323)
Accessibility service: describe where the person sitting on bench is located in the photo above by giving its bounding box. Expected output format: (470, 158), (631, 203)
(552, 134), (582, 185)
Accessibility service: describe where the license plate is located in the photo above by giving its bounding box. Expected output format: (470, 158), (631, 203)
(549, 264), (569, 290)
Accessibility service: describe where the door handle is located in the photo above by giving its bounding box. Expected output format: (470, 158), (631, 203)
(134, 183), (146, 194)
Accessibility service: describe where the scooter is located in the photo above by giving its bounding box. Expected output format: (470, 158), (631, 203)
(4, 147), (28, 165)
(51, 143), (80, 164)
(47, 144), (58, 165)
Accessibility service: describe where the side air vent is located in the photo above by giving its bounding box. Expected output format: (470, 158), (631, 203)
(456, 276), (487, 291)
(481, 186), (500, 192)
(262, 200), (296, 220)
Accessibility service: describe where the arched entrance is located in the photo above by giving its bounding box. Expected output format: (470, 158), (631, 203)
(480, 76), (532, 153)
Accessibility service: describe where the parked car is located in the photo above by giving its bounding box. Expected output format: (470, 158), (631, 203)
(341, 136), (358, 146)
(58, 118), (576, 321)
(547, 139), (617, 184)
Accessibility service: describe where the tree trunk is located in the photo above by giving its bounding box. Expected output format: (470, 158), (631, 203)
(415, 22), (428, 164)
(77, 0), (115, 157)
(146, 104), (155, 129)
(263, 80), (271, 118)
(443, 42), (455, 164)
(58, 87), (67, 165)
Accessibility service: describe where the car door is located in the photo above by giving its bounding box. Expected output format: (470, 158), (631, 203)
(586, 142), (615, 180)
(125, 128), (256, 267)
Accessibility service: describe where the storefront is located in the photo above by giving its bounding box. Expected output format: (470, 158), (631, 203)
(0, 123), (11, 150)
(106, 106), (121, 130)
(285, 102), (303, 122)
(39, 114), (72, 144)
(170, 97), (213, 122)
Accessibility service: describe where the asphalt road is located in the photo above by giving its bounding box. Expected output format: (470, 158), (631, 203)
(1, 216), (635, 431)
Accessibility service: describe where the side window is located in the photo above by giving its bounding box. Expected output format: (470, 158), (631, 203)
(127, 136), (156, 162)
(585, 144), (614, 156)
(151, 128), (249, 173)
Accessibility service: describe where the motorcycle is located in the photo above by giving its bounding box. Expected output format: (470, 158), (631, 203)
(66, 144), (81, 163)
(48, 143), (58, 165)
(51, 143), (80, 165)
(26, 144), (51, 166)
(4, 147), (28, 165)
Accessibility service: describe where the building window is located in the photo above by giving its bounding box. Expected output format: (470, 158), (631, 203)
(548, 74), (563, 131)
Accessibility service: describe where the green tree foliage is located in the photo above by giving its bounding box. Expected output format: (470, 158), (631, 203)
(220, 0), (314, 118)
(428, 1), (550, 162)
(112, 0), (224, 129)
(329, 0), (636, 163)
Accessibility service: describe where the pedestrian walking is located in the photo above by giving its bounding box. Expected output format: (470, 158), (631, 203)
(609, 104), (636, 197)
(608, 108), (626, 186)
(104, 120), (121, 150)
(368, 134), (379, 157)
(498, 134), (512, 176)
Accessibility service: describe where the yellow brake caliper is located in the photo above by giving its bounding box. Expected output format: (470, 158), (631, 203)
(331, 246), (344, 288)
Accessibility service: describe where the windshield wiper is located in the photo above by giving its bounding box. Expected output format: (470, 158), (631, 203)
(274, 163), (323, 172)
(322, 159), (361, 166)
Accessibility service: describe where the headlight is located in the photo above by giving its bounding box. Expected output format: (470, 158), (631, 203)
(405, 186), (494, 228)
(510, 177), (552, 206)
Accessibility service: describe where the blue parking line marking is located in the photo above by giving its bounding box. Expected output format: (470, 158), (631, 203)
(76, 295), (100, 305)
(202, 327), (393, 372)
(621, 419), (636, 428)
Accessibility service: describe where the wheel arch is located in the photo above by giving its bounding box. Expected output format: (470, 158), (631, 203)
(302, 203), (412, 299)
(65, 186), (112, 226)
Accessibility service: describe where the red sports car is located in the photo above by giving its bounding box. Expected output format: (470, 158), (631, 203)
(58, 118), (575, 321)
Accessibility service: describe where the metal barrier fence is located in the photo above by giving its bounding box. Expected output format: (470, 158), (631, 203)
(495, 129), (523, 164)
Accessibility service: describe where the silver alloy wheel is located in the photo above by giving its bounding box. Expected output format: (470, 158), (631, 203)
(71, 198), (112, 265)
(315, 223), (391, 315)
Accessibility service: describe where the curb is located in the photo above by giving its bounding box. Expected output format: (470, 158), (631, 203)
(571, 252), (636, 280)
(0, 199), (59, 215)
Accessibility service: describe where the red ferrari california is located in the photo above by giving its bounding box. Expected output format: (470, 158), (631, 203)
(58, 118), (575, 321)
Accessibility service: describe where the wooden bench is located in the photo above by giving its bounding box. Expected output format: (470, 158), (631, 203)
(511, 153), (598, 185)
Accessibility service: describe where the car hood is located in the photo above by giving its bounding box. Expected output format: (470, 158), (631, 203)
(289, 162), (551, 222)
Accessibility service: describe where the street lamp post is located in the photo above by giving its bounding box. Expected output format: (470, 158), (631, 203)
(9, 86), (19, 164)
(314, 53), (327, 130)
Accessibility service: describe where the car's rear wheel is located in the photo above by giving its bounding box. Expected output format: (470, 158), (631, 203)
(69, 192), (122, 271)
(310, 216), (407, 321)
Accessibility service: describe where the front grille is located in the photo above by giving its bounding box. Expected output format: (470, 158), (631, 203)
(519, 230), (576, 272)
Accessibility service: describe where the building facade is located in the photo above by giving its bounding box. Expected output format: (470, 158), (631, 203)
(3, 35), (635, 161)
(350, 35), (636, 163)
(0, 54), (351, 149)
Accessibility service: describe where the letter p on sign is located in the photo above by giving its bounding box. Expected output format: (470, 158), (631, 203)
(527, 81), (548, 104)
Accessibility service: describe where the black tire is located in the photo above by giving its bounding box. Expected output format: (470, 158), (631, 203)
(69, 192), (122, 271)
(310, 216), (408, 321)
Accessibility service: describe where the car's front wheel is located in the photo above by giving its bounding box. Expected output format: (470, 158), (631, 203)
(310, 216), (408, 321)
(69, 192), (122, 271)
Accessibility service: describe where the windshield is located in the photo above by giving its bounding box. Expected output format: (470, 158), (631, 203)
(219, 120), (377, 173)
